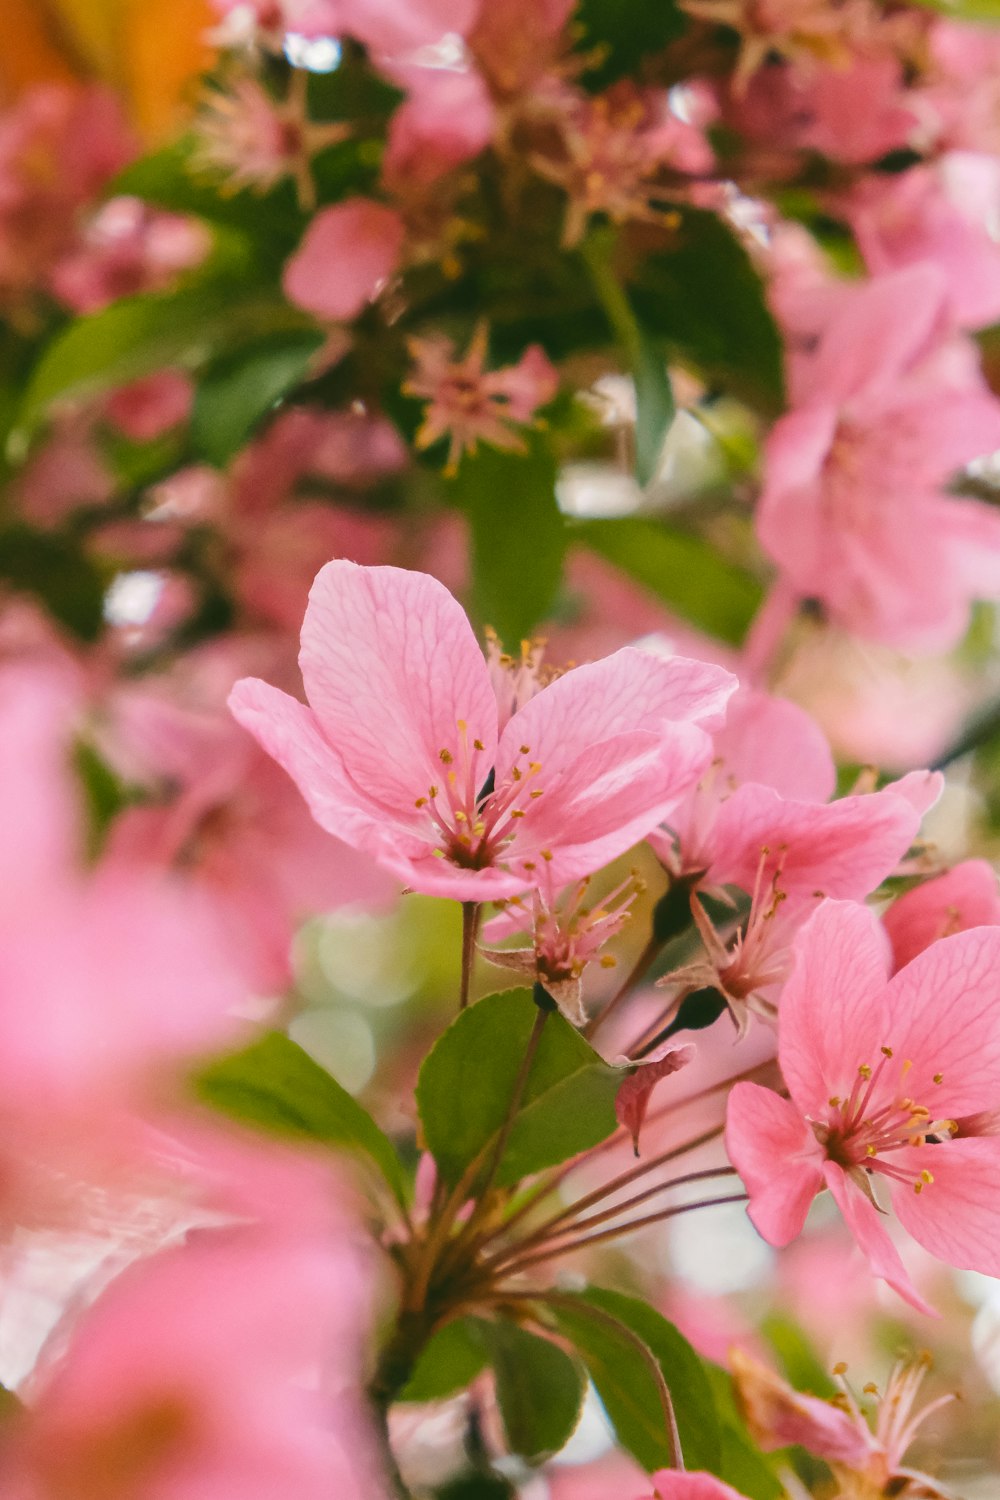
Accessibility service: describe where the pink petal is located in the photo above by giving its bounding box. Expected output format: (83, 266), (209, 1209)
(824, 1162), (937, 1315)
(283, 199), (405, 322)
(729, 1349), (873, 1467)
(494, 648), (736, 790)
(778, 901), (892, 1114)
(616, 1043), (695, 1154)
(725, 1083), (824, 1247)
(712, 689), (835, 805)
(650, 1472), (750, 1500)
(892, 1137), (1000, 1278)
(884, 859), (1000, 970)
(300, 561), (497, 815)
(881, 925), (1000, 1117)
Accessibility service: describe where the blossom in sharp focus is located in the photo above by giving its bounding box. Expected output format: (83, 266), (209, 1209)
(404, 324), (558, 474)
(229, 561), (737, 902)
(726, 898), (1000, 1311)
(481, 871), (645, 1024)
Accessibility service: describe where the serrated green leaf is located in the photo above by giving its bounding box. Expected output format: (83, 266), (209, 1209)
(400, 1318), (491, 1403)
(484, 1320), (584, 1462)
(415, 989), (619, 1188)
(630, 208), (784, 414)
(551, 1288), (721, 1475)
(446, 433), (566, 644)
(576, 516), (763, 644)
(194, 1031), (407, 1205)
(191, 333), (324, 466)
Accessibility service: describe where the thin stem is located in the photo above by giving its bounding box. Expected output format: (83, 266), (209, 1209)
(494, 1193), (748, 1275)
(584, 930), (663, 1042)
(482, 1166), (737, 1272)
(459, 901), (481, 1010)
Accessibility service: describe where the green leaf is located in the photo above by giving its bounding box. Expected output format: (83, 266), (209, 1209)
(551, 1288), (721, 1475)
(577, 516), (763, 644)
(191, 333), (325, 466)
(446, 433), (566, 644)
(702, 1363), (783, 1500)
(574, 0), (689, 87)
(581, 231), (675, 487)
(194, 1031), (407, 1205)
(907, 0), (1000, 16)
(400, 1318), (491, 1403)
(484, 1320), (585, 1462)
(761, 1313), (838, 1400)
(20, 286), (316, 433)
(630, 209), (785, 414)
(0, 526), (104, 640)
(415, 989), (620, 1188)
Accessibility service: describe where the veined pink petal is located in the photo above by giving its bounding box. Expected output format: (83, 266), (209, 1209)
(892, 1137), (1000, 1278)
(300, 561), (498, 814)
(711, 689), (836, 805)
(884, 860), (1000, 970)
(777, 902), (892, 1114)
(515, 725), (713, 887)
(650, 1471), (750, 1500)
(729, 1349), (874, 1467)
(494, 648), (736, 789)
(228, 677), (418, 858)
(725, 1083), (824, 1246)
(823, 1163), (936, 1316)
(881, 926), (1000, 1116)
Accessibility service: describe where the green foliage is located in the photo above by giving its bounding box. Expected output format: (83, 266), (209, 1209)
(446, 433), (566, 643)
(907, 0), (1000, 15)
(551, 1288), (721, 1474)
(577, 516), (763, 644)
(573, 0), (689, 87)
(20, 285), (316, 434)
(194, 1030), (407, 1204)
(415, 989), (620, 1188)
(191, 333), (325, 466)
(483, 1320), (585, 1461)
(0, 526), (105, 640)
(630, 209), (785, 414)
(400, 1318), (491, 1403)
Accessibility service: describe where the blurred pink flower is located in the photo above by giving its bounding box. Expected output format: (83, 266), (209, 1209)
(283, 198), (406, 321)
(384, 65), (495, 192)
(50, 197), (209, 314)
(884, 859), (1000, 972)
(104, 371), (194, 442)
(727, 899), (1000, 1310)
(648, 1471), (749, 1500)
(230, 561), (737, 900)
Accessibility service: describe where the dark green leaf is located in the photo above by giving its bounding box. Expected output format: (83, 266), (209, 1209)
(717, 1424), (784, 1500)
(576, 516), (763, 644)
(191, 333), (325, 466)
(194, 1031), (407, 1204)
(400, 1318), (491, 1403)
(415, 989), (620, 1188)
(551, 1288), (720, 1474)
(484, 1320), (584, 1462)
(574, 0), (689, 87)
(907, 0), (1000, 16)
(762, 1314), (838, 1400)
(20, 286), (316, 432)
(73, 740), (140, 859)
(630, 209), (784, 413)
(0, 527), (104, 640)
(446, 433), (566, 644)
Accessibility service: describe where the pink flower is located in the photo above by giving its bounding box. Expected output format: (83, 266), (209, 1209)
(283, 199), (406, 322)
(757, 264), (1000, 652)
(229, 561), (737, 901)
(647, 1471), (750, 1500)
(726, 899), (1000, 1310)
(727, 55), (917, 164)
(405, 324), (558, 473)
(884, 859), (1000, 972)
(104, 371), (194, 442)
(50, 197), (209, 314)
(383, 65), (495, 192)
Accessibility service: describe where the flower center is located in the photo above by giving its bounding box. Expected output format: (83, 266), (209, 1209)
(817, 1050), (956, 1196)
(413, 719), (547, 873)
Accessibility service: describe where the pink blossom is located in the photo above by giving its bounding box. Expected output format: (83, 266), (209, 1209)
(383, 65), (495, 192)
(884, 859), (1000, 972)
(647, 1471), (750, 1500)
(757, 264), (1000, 652)
(842, 156), (1000, 330)
(468, 0), (573, 95)
(283, 198), (406, 322)
(104, 371), (194, 442)
(726, 898), (1000, 1309)
(50, 197), (209, 314)
(405, 324), (558, 472)
(13, 417), (115, 528)
(229, 561), (737, 901)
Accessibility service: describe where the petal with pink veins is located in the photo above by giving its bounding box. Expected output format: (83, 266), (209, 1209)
(725, 1082), (824, 1246)
(824, 1162), (937, 1316)
(892, 1137), (1000, 1279)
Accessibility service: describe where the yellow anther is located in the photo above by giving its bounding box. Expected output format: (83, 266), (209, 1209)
(510, 809), (525, 819)
(415, 797), (427, 809)
(429, 785), (439, 798)
(881, 1046), (893, 1057)
(520, 744), (530, 755)
(828, 1096), (842, 1109)
(474, 739), (485, 751)
(523, 861), (536, 871)
(933, 1072), (943, 1085)
(432, 849), (445, 858)
(439, 748), (453, 764)
(457, 719), (467, 732)
(600, 954), (617, 968)
(858, 1064), (872, 1080)
(908, 1136), (924, 1148)
(866, 1144), (877, 1157)
(863, 1383), (879, 1396)
(529, 761), (542, 773)
(530, 789), (544, 799)
(902, 1058), (913, 1076)
(541, 849), (553, 862)
(914, 1181), (923, 1194)
(921, 1170), (934, 1184)
(512, 768), (522, 781)
(833, 1362), (848, 1376)
(473, 821), (486, 836)
(455, 810), (468, 822)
